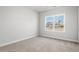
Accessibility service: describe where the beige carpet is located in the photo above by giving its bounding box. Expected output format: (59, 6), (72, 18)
(0, 36), (79, 52)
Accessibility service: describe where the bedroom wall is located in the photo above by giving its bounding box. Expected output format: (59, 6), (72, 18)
(78, 7), (79, 42)
(0, 6), (39, 46)
(40, 6), (78, 42)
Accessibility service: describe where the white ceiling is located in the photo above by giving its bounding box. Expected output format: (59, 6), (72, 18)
(27, 6), (59, 12)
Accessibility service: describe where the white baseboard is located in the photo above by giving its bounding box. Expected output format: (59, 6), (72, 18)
(0, 34), (38, 47)
(40, 35), (78, 43)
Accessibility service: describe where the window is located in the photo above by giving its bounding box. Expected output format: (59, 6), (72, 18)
(45, 14), (65, 32)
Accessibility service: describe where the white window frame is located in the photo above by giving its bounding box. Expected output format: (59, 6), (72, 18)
(45, 14), (65, 32)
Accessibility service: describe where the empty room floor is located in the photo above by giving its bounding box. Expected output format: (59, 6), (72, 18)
(0, 36), (79, 52)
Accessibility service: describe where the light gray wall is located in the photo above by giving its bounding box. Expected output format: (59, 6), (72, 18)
(40, 6), (78, 42)
(78, 7), (79, 42)
(0, 6), (39, 45)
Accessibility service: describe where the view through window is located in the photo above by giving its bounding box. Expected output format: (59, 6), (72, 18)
(45, 14), (65, 32)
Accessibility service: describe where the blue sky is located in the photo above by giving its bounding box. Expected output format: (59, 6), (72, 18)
(46, 16), (54, 23)
(55, 15), (64, 22)
(46, 15), (64, 23)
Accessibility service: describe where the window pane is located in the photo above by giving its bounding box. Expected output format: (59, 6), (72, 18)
(54, 15), (65, 32)
(45, 16), (54, 31)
